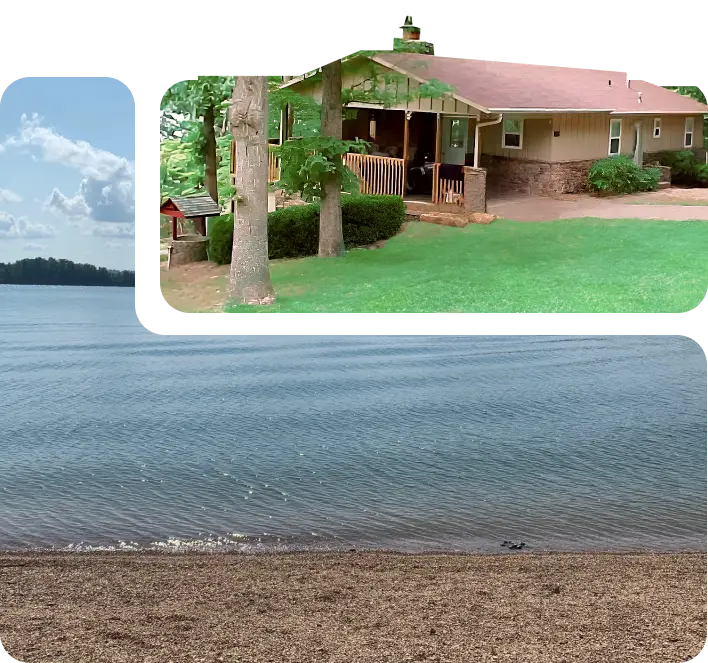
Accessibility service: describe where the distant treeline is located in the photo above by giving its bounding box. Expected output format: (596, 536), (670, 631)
(0, 257), (135, 287)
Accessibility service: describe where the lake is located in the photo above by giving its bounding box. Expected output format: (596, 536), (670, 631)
(0, 285), (705, 553)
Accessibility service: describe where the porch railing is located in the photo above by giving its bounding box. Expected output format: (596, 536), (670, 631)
(230, 141), (281, 184)
(343, 153), (405, 196)
(432, 163), (464, 206)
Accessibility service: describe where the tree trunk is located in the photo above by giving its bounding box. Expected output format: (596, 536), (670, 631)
(319, 60), (344, 258)
(228, 76), (275, 305)
(203, 103), (218, 235)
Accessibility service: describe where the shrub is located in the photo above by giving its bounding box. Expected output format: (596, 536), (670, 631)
(208, 214), (235, 265)
(587, 155), (660, 194)
(208, 194), (406, 265)
(695, 163), (708, 185)
(656, 150), (708, 187)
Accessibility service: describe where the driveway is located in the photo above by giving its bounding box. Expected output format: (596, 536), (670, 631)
(488, 189), (708, 221)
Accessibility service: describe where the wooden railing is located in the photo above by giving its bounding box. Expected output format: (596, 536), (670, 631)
(230, 141), (281, 183)
(432, 163), (464, 205)
(343, 153), (405, 196)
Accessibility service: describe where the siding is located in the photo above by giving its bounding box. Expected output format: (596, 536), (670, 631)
(550, 113), (611, 161)
(480, 117), (553, 161)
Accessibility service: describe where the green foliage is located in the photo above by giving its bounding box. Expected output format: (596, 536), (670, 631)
(275, 136), (369, 202)
(268, 78), (321, 139)
(208, 214), (235, 265)
(209, 194), (406, 264)
(587, 155), (660, 194)
(656, 150), (708, 187)
(393, 38), (434, 54)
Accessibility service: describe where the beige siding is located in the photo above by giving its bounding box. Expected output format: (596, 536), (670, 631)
(480, 117), (552, 161)
(550, 113), (611, 161)
(633, 114), (704, 151)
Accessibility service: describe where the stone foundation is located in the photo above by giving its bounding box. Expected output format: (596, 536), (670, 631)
(481, 155), (595, 195)
(462, 167), (487, 213)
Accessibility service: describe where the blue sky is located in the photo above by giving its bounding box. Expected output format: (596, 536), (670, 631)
(0, 78), (134, 270)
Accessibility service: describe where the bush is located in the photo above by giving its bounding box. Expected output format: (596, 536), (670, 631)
(208, 214), (235, 265)
(656, 150), (708, 187)
(208, 194), (406, 265)
(587, 155), (660, 194)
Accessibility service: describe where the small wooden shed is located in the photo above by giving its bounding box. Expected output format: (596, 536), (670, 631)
(160, 194), (221, 239)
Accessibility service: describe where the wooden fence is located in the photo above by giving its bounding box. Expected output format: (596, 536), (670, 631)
(343, 153), (405, 196)
(432, 163), (464, 205)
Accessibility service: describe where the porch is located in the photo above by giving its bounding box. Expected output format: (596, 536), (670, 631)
(340, 107), (490, 210)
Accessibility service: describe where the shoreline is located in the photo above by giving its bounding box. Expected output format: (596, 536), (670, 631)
(1, 550), (705, 663)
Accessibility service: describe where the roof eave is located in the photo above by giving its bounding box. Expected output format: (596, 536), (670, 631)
(370, 54), (491, 115)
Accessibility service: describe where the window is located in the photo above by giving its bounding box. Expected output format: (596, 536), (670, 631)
(653, 118), (661, 138)
(502, 118), (523, 149)
(684, 117), (694, 148)
(608, 118), (622, 155)
(449, 118), (465, 148)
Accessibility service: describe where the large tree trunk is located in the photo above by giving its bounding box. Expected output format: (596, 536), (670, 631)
(319, 60), (344, 258)
(201, 103), (218, 236)
(228, 76), (275, 305)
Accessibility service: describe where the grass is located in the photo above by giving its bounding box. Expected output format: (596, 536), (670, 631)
(625, 200), (708, 206)
(222, 219), (708, 313)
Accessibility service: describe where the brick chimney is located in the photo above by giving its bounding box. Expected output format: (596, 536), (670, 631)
(393, 16), (434, 54)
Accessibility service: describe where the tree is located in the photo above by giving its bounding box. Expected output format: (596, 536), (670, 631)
(319, 60), (345, 257)
(161, 77), (234, 233)
(274, 53), (454, 257)
(228, 76), (275, 305)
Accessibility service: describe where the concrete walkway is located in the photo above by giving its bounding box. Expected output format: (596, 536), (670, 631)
(487, 189), (708, 222)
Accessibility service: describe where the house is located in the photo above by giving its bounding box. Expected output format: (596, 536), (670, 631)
(280, 18), (708, 213)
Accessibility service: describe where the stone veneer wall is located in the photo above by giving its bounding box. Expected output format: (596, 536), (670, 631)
(480, 155), (595, 195)
(462, 167), (487, 213)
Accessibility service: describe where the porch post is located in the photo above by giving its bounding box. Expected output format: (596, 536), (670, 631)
(171, 216), (177, 241)
(435, 113), (442, 163)
(402, 110), (411, 196)
(474, 121), (481, 168)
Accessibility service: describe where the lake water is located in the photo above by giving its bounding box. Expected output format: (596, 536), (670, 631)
(0, 285), (705, 553)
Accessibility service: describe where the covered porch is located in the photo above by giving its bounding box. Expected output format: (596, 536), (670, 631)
(339, 106), (495, 211)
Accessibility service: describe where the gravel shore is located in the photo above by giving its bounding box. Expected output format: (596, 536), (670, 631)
(0, 551), (705, 663)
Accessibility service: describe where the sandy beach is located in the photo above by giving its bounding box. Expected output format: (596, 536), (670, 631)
(0, 551), (705, 663)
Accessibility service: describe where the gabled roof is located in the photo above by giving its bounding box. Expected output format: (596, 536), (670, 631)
(373, 53), (708, 114)
(284, 52), (708, 115)
(160, 194), (221, 218)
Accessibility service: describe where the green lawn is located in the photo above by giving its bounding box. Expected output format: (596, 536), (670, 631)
(225, 219), (708, 313)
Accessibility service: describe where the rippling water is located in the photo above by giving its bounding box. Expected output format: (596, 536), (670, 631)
(0, 285), (705, 553)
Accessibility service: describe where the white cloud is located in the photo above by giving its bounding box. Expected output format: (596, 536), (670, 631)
(23, 243), (44, 252)
(0, 189), (22, 203)
(0, 211), (55, 240)
(5, 114), (134, 226)
(92, 223), (135, 238)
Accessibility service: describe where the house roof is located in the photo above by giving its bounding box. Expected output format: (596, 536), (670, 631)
(287, 52), (708, 116)
(160, 194), (221, 218)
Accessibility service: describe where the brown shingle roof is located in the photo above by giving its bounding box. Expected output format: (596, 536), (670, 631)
(162, 194), (221, 218)
(373, 52), (708, 114)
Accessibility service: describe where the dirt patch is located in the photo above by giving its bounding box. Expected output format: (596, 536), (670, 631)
(160, 261), (229, 313)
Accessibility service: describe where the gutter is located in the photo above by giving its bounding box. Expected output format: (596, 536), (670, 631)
(474, 114), (503, 168)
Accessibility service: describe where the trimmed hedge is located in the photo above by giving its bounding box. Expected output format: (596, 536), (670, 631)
(209, 194), (406, 265)
(587, 155), (660, 194)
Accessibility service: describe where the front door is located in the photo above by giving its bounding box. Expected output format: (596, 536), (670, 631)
(442, 116), (469, 165)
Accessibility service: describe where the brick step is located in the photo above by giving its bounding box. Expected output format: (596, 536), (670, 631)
(658, 181), (671, 189)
